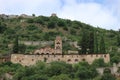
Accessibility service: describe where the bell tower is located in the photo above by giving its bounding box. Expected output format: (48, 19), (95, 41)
(55, 36), (62, 54)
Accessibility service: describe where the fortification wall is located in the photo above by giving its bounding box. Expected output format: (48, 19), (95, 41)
(11, 54), (110, 66)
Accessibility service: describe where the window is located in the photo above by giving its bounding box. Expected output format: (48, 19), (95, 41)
(68, 59), (71, 62)
(32, 59), (34, 61)
(19, 60), (21, 62)
(104, 55), (106, 58)
(56, 46), (60, 49)
(82, 59), (85, 61)
(75, 59), (78, 62)
(46, 53), (49, 55)
(57, 42), (60, 44)
(52, 53), (54, 55)
(36, 53), (39, 55)
(41, 53), (44, 55)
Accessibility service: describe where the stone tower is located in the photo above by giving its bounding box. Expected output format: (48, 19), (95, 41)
(55, 36), (62, 54)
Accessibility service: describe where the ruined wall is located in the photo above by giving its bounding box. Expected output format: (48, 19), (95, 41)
(11, 54), (110, 66)
(0, 56), (10, 63)
(96, 63), (120, 76)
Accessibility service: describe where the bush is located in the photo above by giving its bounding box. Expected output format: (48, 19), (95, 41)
(47, 21), (56, 28)
(34, 17), (44, 24)
(92, 58), (107, 68)
(26, 25), (38, 31)
(57, 19), (66, 27)
(27, 18), (34, 23)
(111, 55), (120, 64)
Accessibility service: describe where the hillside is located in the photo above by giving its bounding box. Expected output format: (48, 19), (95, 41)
(0, 14), (120, 58)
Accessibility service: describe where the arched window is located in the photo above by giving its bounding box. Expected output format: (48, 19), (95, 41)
(56, 46), (60, 49)
(68, 59), (71, 62)
(41, 53), (44, 55)
(75, 59), (78, 62)
(36, 53), (39, 55)
(82, 58), (86, 61)
(104, 55), (106, 58)
(46, 53), (49, 55)
(52, 53), (54, 55)
(57, 42), (60, 44)
(32, 59), (34, 61)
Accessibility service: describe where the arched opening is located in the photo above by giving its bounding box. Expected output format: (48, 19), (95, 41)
(56, 46), (60, 49)
(52, 53), (54, 55)
(68, 59), (71, 62)
(57, 42), (60, 44)
(104, 55), (106, 58)
(32, 59), (34, 61)
(46, 53), (49, 55)
(19, 60), (21, 62)
(75, 59), (78, 62)
(41, 53), (44, 55)
(82, 58), (86, 61)
(36, 53), (39, 55)
(104, 68), (111, 74)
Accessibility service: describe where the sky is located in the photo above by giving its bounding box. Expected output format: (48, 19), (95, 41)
(0, 0), (120, 30)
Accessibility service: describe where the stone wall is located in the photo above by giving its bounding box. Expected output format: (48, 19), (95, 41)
(96, 63), (120, 76)
(11, 54), (110, 66)
(0, 56), (11, 63)
(19, 41), (54, 46)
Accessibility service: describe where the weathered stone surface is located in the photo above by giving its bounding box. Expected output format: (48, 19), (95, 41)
(11, 54), (110, 66)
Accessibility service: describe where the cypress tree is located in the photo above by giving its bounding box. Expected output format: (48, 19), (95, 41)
(88, 30), (94, 54)
(99, 35), (106, 54)
(94, 31), (99, 53)
(117, 34), (120, 46)
(80, 29), (88, 54)
(13, 35), (19, 53)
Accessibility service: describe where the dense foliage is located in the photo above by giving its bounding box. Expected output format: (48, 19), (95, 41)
(0, 60), (115, 80)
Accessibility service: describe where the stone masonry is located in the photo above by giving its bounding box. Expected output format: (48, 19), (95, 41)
(11, 36), (110, 66)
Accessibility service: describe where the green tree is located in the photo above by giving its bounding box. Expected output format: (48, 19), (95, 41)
(79, 29), (88, 54)
(32, 14), (35, 17)
(46, 61), (72, 77)
(99, 35), (106, 53)
(88, 30), (94, 53)
(47, 21), (56, 28)
(117, 34), (120, 46)
(34, 17), (44, 24)
(57, 19), (66, 27)
(26, 24), (38, 31)
(19, 44), (26, 53)
(111, 55), (120, 64)
(75, 62), (98, 80)
(101, 73), (116, 80)
(49, 74), (71, 80)
(94, 31), (99, 53)
(27, 18), (34, 23)
(13, 35), (19, 53)
(92, 58), (107, 68)
(0, 22), (7, 33)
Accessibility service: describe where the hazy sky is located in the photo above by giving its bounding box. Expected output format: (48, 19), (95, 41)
(0, 0), (120, 30)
